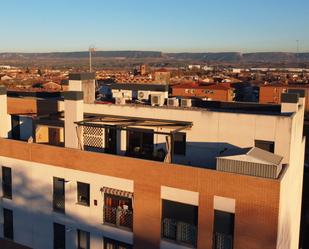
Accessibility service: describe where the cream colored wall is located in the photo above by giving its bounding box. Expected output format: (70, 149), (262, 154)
(69, 80), (82, 91)
(65, 100), (83, 149)
(83, 103), (292, 167)
(0, 94), (10, 138)
(0, 156), (134, 249)
(277, 102), (305, 249)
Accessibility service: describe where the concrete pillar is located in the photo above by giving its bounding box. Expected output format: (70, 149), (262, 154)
(117, 130), (127, 156)
(69, 73), (96, 104)
(0, 86), (10, 138)
(281, 93), (299, 113)
(64, 91), (84, 149)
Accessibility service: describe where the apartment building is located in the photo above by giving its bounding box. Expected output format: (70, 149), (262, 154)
(259, 83), (309, 112)
(171, 83), (235, 102)
(0, 73), (306, 249)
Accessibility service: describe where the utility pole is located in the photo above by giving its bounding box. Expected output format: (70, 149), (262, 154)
(296, 40), (300, 67)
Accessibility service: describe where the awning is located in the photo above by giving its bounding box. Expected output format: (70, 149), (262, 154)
(100, 187), (133, 198)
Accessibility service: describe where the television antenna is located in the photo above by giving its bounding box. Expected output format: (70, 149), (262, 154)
(296, 40), (300, 67)
(89, 46), (96, 72)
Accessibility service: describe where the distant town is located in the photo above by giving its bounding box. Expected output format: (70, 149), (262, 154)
(0, 51), (309, 249)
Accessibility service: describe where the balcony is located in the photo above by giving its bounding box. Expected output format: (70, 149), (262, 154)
(53, 193), (65, 213)
(213, 233), (233, 249)
(162, 218), (197, 247)
(103, 206), (133, 230)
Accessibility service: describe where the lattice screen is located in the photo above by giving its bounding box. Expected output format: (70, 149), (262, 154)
(83, 126), (104, 149)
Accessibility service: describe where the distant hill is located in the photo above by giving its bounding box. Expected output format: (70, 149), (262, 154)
(1, 51), (309, 63)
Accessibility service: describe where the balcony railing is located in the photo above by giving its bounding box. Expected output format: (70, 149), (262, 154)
(213, 233), (233, 249)
(2, 183), (12, 199)
(53, 194), (65, 213)
(162, 218), (197, 247)
(103, 206), (133, 230)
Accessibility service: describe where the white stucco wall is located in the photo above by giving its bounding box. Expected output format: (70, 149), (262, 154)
(0, 157), (134, 249)
(83, 103), (293, 168)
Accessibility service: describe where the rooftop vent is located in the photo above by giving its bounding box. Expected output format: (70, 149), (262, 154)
(216, 147), (283, 179)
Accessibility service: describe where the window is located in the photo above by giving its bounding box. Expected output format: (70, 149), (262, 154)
(213, 210), (234, 249)
(173, 133), (186, 155)
(54, 223), (66, 249)
(104, 193), (133, 229)
(53, 177), (65, 213)
(161, 200), (198, 247)
(103, 237), (132, 249)
(77, 182), (90, 206)
(77, 229), (90, 249)
(2, 167), (12, 199)
(127, 129), (154, 159)
(3, 208), (13, 240)
(11, 115), (20, 140)
(255, 140), (275, 153)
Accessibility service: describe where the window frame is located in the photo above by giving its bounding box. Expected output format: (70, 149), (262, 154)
(53, 222), (66, 249)
(173, 132), (186, 156)
(254, 139), (275, 153)
(77, 182), (90, 207)
(2, 166), (12, 199)
(103, 237), (133, 249)
(3, 208), (14, 240)
(53, 177), (65, 213)
(77, 229), (90, 249)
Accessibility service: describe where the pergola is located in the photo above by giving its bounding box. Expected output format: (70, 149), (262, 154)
(75, 113), (193, 163)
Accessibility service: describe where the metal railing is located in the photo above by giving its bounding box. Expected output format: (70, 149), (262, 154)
(162, 218), (197, 247)
(2, 183), (12, 199)
(213, 233), (233, 249)
(103, 206), (133, 230)
(53, 194), (65, 213)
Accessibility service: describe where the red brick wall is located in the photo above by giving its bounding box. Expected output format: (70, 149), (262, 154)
(0, 139), (280, 249)
(172, 88), (232, 101)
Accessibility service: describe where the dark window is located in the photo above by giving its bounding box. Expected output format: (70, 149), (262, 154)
(103, 237), (132, 249)
(3, 208), (13, 240)
(77, 229), (90, 249)
(161, 200), (198, 247)
(255, 140), (275, 153)
(173, 133), (186, 155)
(105, 127), (117, 154)
(213, 210), (234, 249)
(54, 223), (66, 249)
(53, 177), (65, 213)
(11, 115), (20, 140)
(77, 182), (90, 206)
(127, 129), (154, 159)
(104, 194), (133, 229)
(2, 167), (12, 199)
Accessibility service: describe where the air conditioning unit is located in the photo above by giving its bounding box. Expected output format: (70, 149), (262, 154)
(112, 89), (122, 99)
(115, 97), (126, 105)
(121, 90), (132, 99)
(137, 90), (150, 100)
(151, 94), (165, 106)
(167, 98), (179, 107)
(181, 99), (192, 107)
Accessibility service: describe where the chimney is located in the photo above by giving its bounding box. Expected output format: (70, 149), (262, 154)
(64, 91), (84, 149)
(281, 93), (299, 113)
(0, 86), (10, 138)
(68, 72), (96, 104)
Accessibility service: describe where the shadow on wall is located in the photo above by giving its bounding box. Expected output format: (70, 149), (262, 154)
(1, 170), (88, 249)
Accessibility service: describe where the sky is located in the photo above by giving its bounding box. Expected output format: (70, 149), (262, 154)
(0, 0), (308, 53)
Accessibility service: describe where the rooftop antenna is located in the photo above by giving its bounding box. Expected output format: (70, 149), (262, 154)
(89, 46), (96, 72)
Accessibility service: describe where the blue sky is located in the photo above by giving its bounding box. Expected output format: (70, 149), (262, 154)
(1, 0), (308, 52)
